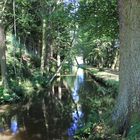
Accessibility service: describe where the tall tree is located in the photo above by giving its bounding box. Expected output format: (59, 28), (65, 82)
(0, 25), (8, 89)
(41, 18), (47, 73)
(113, 0), (140, 135)
(0, 0), (9, 89)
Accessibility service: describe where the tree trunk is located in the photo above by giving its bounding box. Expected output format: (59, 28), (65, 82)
(111, 49), (119, 70)
(45, 3), (54, 73)
(0, 25), (8, 89)
(40, 18), (47, 74)
(57, 52), (62, 99)
(113, 0), (140, 135)
(40, 2), (53, 73)
(45, 40), (52, 72)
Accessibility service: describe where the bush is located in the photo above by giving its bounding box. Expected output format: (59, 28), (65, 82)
(0, 86), (19, 103)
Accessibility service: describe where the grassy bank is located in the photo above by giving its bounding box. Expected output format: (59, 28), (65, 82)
(74, 67), (120, 139)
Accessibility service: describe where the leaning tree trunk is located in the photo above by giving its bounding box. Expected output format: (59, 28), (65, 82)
(112, 0), (140, 135)
(0, 25), (8, 89)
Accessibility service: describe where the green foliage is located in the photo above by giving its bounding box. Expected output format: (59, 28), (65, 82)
(106, 80), (119, 98)
(127, 122), (140, 140)
(0, 86), (19, 103)
(29, 55), (41, 68)
(74, 122), (93, 140)
(75, 0), (119, 67)
(31, 70), (50, 87)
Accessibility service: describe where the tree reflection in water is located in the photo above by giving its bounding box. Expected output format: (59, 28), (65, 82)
(0, 78), (74, 139)
(68, 68), (84, 137)
(0, 68), (86, 140)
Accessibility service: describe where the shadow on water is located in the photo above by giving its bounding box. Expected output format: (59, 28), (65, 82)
(0, 68), (97, 140)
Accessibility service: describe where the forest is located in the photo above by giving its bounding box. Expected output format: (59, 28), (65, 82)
(0, 0), (140, 140)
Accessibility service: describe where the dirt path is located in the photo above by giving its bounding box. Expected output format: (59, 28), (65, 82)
(88, 67), (119, 82)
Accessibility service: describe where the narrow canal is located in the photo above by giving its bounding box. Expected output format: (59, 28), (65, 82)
(0, 66), (99, 140)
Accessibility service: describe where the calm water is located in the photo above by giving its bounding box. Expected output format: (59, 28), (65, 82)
(0, 68), (95, 140)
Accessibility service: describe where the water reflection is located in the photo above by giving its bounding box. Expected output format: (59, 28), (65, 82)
(68, 68), (84, 138)
(10, 116), (18, 134)
(0, 69), (87, 140)
(72, 68), (84, 102)
(0, 83), (74, 140)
